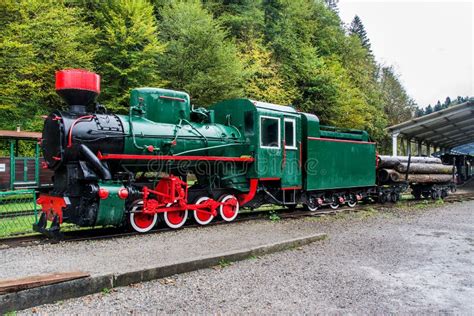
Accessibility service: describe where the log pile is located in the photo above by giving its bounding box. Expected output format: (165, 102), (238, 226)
(377, 155), (454, 184)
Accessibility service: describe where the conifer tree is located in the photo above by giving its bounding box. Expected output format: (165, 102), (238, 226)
(415, 107), (425, 117)
(349, 15), (372, 53)
(0, 0), (96, 130)
(205, 0), (265, 41)
(324, 0), (339, 12)
(158, 0), (245, 106)
(443, 96), (451, 108)
(425, 104), (433, 114)
(92, 0), (165, 112)
(434, 100), (442, 111)
(379, 66), (415, 125)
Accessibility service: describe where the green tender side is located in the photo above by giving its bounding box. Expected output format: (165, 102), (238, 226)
(303, 119), (376, 191)
(95, 183), (126, 226)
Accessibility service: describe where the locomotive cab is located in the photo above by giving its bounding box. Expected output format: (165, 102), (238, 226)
(211, 99), (303, 192)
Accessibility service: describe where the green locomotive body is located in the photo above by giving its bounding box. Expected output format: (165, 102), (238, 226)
(37, 69), (379, 236)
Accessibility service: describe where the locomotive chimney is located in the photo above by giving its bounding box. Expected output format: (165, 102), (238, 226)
(55, 69), (100, 113)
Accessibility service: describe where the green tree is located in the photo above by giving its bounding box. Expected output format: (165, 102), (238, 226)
(434, 100), (442, 111)
(92, 0), (165, 112)
(262, 0), (386, 141)
(239, 40), (296, 104)
(415, 107), (424, 117)
(0, 0), (96, 130)
(205, 0), (265, 41)
(380, 66), (415, 126)
(158, 0), (245, 106)
(442, 96), (451, 109)
(349, 15), (372, 53)
(324, 0), (339, 12)
(206, 0), (294, 104)
(311, 0), (347, 57)
(262, 0), (335, 120)
(425, 104), (433, 114)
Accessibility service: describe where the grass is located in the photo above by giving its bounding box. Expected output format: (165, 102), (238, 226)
(218, 259), (232, 268)
(268, 209), (280, 221)
(0, 215), (36, 238)
(0, 195), (39, 237)
(0, 198), (40, 213)
(305, 207), (380, 223)
(353, 208), (378, 219)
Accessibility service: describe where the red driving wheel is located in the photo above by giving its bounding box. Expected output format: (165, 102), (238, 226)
(219, 194), (239, 222)
(193, 196), (214, 225)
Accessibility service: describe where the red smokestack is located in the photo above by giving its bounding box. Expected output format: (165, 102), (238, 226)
(55, 69), (100, 113)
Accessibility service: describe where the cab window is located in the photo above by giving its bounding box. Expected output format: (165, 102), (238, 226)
(284, 118), (296, 149)
(244, 111), (254, 135)
(260, 116), (280, 148)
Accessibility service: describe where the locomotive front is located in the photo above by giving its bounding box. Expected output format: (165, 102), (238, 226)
(36, 69), (253, 236)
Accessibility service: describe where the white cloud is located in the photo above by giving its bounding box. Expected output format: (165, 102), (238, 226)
(338, 0), (473, 107)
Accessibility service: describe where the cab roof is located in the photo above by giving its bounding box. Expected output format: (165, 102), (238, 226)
(249, 100), (298, 114)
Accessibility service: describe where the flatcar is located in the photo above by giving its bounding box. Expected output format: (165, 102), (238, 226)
(35, 69), (451, 236)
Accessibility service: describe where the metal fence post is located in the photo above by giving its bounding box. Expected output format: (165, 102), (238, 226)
(33, 189), (38, 223)
(9, 140), (14, 190)
(23, 158), (27, 182)
(35, 141), (40, 186)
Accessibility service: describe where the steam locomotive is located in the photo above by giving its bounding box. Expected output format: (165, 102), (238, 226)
(35, 69), (453, 237)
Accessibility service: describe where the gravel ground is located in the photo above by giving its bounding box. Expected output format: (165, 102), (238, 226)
(19, 199), (473, 314)
(455, 178), (474, 194)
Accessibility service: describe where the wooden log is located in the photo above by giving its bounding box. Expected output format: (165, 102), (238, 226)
(395, 163), (453, 174)
(378, 155), (442, 168)
(0, 271), (89, 294)
(378, 169), (390, 183)
(394, 174), (453, 184)
(378, 169), (401, 183)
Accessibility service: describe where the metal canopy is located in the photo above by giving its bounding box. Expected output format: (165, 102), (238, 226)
(387, 100), (474, 150)
(451, 142), (474, 155)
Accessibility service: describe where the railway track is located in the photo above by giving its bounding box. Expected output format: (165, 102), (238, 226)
(1, 192), (473, 250)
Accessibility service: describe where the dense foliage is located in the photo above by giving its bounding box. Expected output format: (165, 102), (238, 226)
(0, 0), (420, 153)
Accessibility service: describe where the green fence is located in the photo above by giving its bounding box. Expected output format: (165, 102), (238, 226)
(0, 190), (39, 238)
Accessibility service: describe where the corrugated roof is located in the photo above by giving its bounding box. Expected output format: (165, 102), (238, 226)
(386, 100), (474, 149)
(450, 142), (474, 155)
(0, 130), (42, 140)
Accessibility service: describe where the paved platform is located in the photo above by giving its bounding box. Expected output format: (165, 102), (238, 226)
(16, 199), (474, 314)
(1, 219), (327, 280)
(0, 216), (327, 312)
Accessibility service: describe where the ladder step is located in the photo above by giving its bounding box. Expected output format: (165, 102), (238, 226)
(13, 181), (38, 189)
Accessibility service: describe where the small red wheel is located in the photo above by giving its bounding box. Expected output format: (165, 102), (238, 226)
(129, 201), (157, 233)
(193, 196), (214, 225)
(219, 194), (239, 222)
(164, 209), (188, 229)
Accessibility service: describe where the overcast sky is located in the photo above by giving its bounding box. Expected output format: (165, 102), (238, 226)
(337, 0), (473, 108)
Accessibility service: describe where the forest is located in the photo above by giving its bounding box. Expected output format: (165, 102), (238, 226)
(1, 0), (419, 153)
